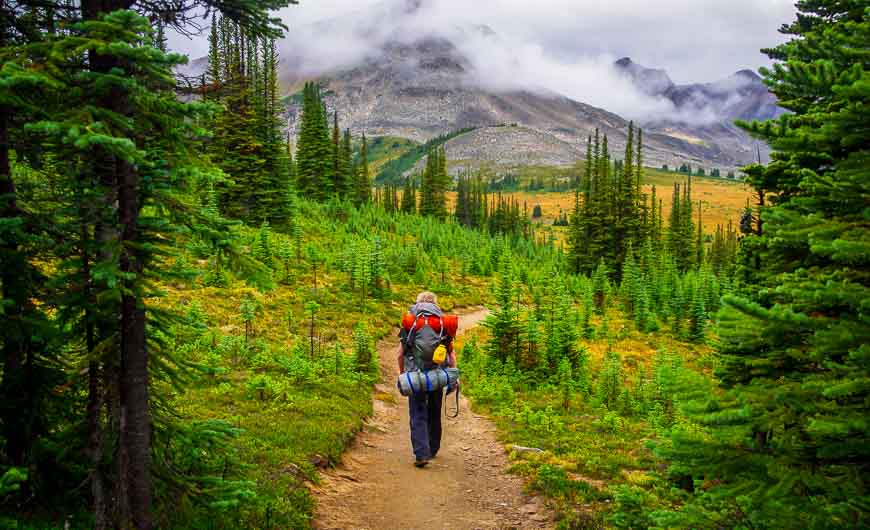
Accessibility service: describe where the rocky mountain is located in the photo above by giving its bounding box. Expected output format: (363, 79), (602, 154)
(614, 57), (783, 124)
(275, 0), (778, 172)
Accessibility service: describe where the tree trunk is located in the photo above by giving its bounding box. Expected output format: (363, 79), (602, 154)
(87, 362), (108, 529)
(309, 315), (316, 359)
(82, 3), (151, 527)
(0, 104), (28, 468)
(84, 212), (109, 530)
(118, 155), (152, 530)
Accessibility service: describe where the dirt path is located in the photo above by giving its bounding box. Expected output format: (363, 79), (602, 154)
(312, 308), (553, 530)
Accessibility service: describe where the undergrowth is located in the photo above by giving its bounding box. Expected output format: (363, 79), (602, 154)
(458, 306), (717, 529)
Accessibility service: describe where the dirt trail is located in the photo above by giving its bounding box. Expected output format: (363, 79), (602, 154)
(313, 308), (553, 530)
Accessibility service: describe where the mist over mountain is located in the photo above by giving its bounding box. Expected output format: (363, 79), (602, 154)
(266, 0), (780, 170)
(614, 57), (784, 124)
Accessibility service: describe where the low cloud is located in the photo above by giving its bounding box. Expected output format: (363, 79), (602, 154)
(167, 0), (791, 125)
(276, 0), (778, 125)
(448, 29), (722, 125)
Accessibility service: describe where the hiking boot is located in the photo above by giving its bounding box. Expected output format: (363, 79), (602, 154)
(414, 458), (430, 468)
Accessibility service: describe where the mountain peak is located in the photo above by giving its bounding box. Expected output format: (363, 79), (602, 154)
(733, 69), (761, 81)
(614, 57), (674, 96)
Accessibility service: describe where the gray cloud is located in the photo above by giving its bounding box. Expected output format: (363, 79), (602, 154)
(168, 0), (795, 124)
(170, 0), (795, 83)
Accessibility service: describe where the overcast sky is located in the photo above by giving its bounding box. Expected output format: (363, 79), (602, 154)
(169, 0), (797, 83)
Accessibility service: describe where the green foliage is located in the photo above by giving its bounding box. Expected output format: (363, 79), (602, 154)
(0, 467), (26, 496)
(596, 350), (623, 409)
(455, 172), (489, 230)
(568, 125), (656, 276)
(295, 82), (334, 201)
(419, 146), (450, 219)
(352, 323), (377, 375)
(206, 16), (292, 222)
(375, 127), (475, 184)
(483, 267), (523, 363)
(652, 4), (870, 526)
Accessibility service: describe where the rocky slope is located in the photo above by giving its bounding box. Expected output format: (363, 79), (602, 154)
(276, 0), (779, 172)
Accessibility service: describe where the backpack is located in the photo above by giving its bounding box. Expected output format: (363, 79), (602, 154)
(400, 303), (459, 371)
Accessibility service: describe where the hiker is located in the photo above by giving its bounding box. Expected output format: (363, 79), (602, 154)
(397, 292), (458, 468)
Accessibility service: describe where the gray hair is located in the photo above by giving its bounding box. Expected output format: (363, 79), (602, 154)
(416, 291), (437, 304)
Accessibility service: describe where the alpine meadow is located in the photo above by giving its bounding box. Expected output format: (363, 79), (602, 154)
(0, 1), (867, 529)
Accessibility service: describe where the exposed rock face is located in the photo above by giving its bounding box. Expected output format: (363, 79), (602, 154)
(614, 57), (675, 97)
(441, 126), (584, 170)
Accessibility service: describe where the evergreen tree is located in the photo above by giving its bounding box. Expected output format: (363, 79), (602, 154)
(0, 4), (293, 527)
(338, 127), (353, 198)
(204, 18), (290, 222)
(331, 111), (342, 197)
(484, 267), (522, 363)
(668, 179), (696, 272)
(354, 133), (371, 205)
(657, 4), (870, 527)
(296, 82), (333, 200)
(400, 177), (417, 214)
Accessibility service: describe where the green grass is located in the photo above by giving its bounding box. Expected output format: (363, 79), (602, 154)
(366, 136), (420, 172)
(644, 166), (742, 186)
(374, 127), (476, 184)
(143, 201), (501, 528)
(459, 308), (716, 529)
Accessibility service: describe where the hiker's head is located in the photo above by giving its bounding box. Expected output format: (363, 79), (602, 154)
(416, 291), (437, 305)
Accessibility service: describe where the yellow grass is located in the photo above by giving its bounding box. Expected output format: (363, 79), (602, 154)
(446, 169), (750, 236)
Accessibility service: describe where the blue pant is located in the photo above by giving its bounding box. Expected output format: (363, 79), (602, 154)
(408, 389), (443, 460)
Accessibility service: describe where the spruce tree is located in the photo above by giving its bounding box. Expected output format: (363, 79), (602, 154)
(0, 4), (293, 527)
(484, 267), (522, 364)
(296, 82), (333, 201)
(656, 4), (870, 527)
(337, 127), (352, 199)
(355, 133), (371, 205)
(401, 177), (417, 214)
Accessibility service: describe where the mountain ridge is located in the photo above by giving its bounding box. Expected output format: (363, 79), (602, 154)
(283, 36), (772, 171)
(264, 0), (780, 171)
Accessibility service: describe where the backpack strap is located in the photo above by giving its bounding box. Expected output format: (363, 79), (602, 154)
(445, 385), (460, 418)
(405, 372), (418, 394)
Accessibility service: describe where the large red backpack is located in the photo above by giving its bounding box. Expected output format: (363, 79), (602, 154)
(401, 309), (458, 370)
(401, 313), (459, 337)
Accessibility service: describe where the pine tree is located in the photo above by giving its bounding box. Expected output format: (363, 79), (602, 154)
(419, 146), (450, 219)
(695, 200), (704, 266)
(567, 138), (588, 274)
(203, 18), (290, 223)
(1, 4), (293, 527)
(656, 4), (870, 527)
(296, 82), (333, 200)
(338, 127), (353, 198)
(687, 281), (706, 342)
(207, 14), (222, 87)
(484, 267), (522, 364)
(355, 133), (371, 205)
(525, 312), (544, 372)
(613, 122), (638, 270)
(331, 112), (341, 196)
(400, 177), (417, 214)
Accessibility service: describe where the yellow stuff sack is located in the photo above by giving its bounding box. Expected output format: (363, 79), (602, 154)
(432, 344), (447, 365)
